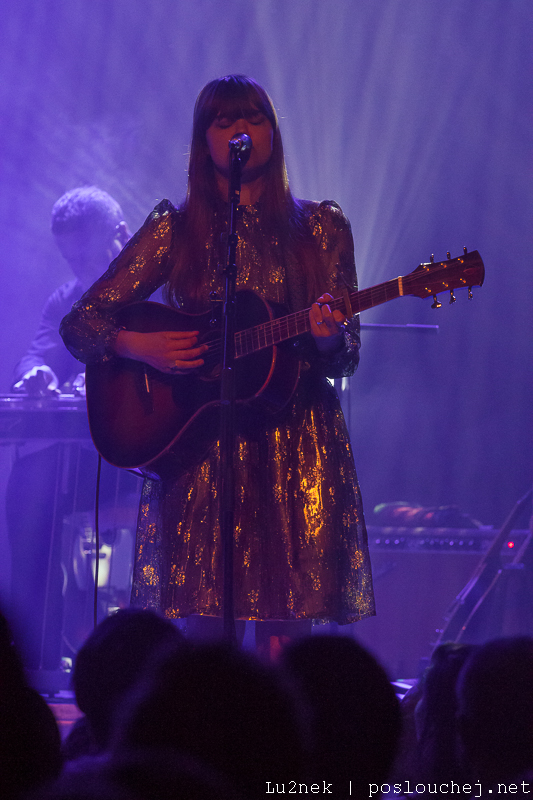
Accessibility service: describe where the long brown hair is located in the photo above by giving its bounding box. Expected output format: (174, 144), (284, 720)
(165, 75), (327, 309)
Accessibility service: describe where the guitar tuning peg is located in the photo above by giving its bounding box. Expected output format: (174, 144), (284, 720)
(464, 246), (468, 254)
(449, 290), (456, 304)
(431, 295), (442, 309)
(447, 252), (451, 260)
(468, 286), (473, 300)
(430, 254), (435, 263)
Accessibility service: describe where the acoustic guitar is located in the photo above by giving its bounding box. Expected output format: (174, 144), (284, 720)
(85, 250), (484, 480)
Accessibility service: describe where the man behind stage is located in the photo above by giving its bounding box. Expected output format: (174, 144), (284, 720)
(8, 187), (133, 671)
(13, 186), (130, 395)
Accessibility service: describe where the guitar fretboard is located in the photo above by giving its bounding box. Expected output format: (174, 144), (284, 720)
(234, 277), (402, 358)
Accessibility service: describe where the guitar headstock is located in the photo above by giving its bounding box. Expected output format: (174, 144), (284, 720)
(404, 250), (485, 302)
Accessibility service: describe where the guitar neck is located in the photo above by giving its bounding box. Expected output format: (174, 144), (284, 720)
(234, 277), (402, 358)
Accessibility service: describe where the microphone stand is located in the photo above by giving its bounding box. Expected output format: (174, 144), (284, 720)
(219, 140), (249, 643)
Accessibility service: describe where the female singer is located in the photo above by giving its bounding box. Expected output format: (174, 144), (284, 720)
(61, 75), (375, 646)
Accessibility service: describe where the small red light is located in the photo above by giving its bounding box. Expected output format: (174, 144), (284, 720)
(507, 541), (515, 549)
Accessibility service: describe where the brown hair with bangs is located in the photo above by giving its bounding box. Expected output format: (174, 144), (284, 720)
(165, 75), (328, 309)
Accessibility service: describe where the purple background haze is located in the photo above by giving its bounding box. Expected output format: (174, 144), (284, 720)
(1, 0), (531, 531)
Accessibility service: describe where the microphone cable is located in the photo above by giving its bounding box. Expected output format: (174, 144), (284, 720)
(93, 454), (102, 629)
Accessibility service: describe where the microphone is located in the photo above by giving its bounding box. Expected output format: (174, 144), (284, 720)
(228, 134), (252, 166)
(229, 133), (252, 153)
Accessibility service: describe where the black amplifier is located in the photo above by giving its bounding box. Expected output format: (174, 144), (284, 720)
(366, 525), (528, 555)
(355, 526), (530, 679)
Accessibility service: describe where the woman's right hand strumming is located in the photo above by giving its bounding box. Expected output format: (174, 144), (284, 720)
(113, 329), (208, 375)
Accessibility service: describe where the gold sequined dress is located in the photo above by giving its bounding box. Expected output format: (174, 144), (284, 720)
(60, 199), (375, 623)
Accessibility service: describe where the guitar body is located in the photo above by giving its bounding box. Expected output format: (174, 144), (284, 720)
(85, 290), (301, 480)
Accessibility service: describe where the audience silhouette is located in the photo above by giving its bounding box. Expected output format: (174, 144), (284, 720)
(111, 641), (305, 799)
(0, 612), (61, 799)
(281, 635), (401, 799)
(5, 598), (533, 800)
(457, 636), (533, 788)
(63, 608), (184, 760)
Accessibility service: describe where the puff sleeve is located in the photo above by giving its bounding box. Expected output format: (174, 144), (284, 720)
(309, 200), (361, 379)
(60, 200), (177, 364)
